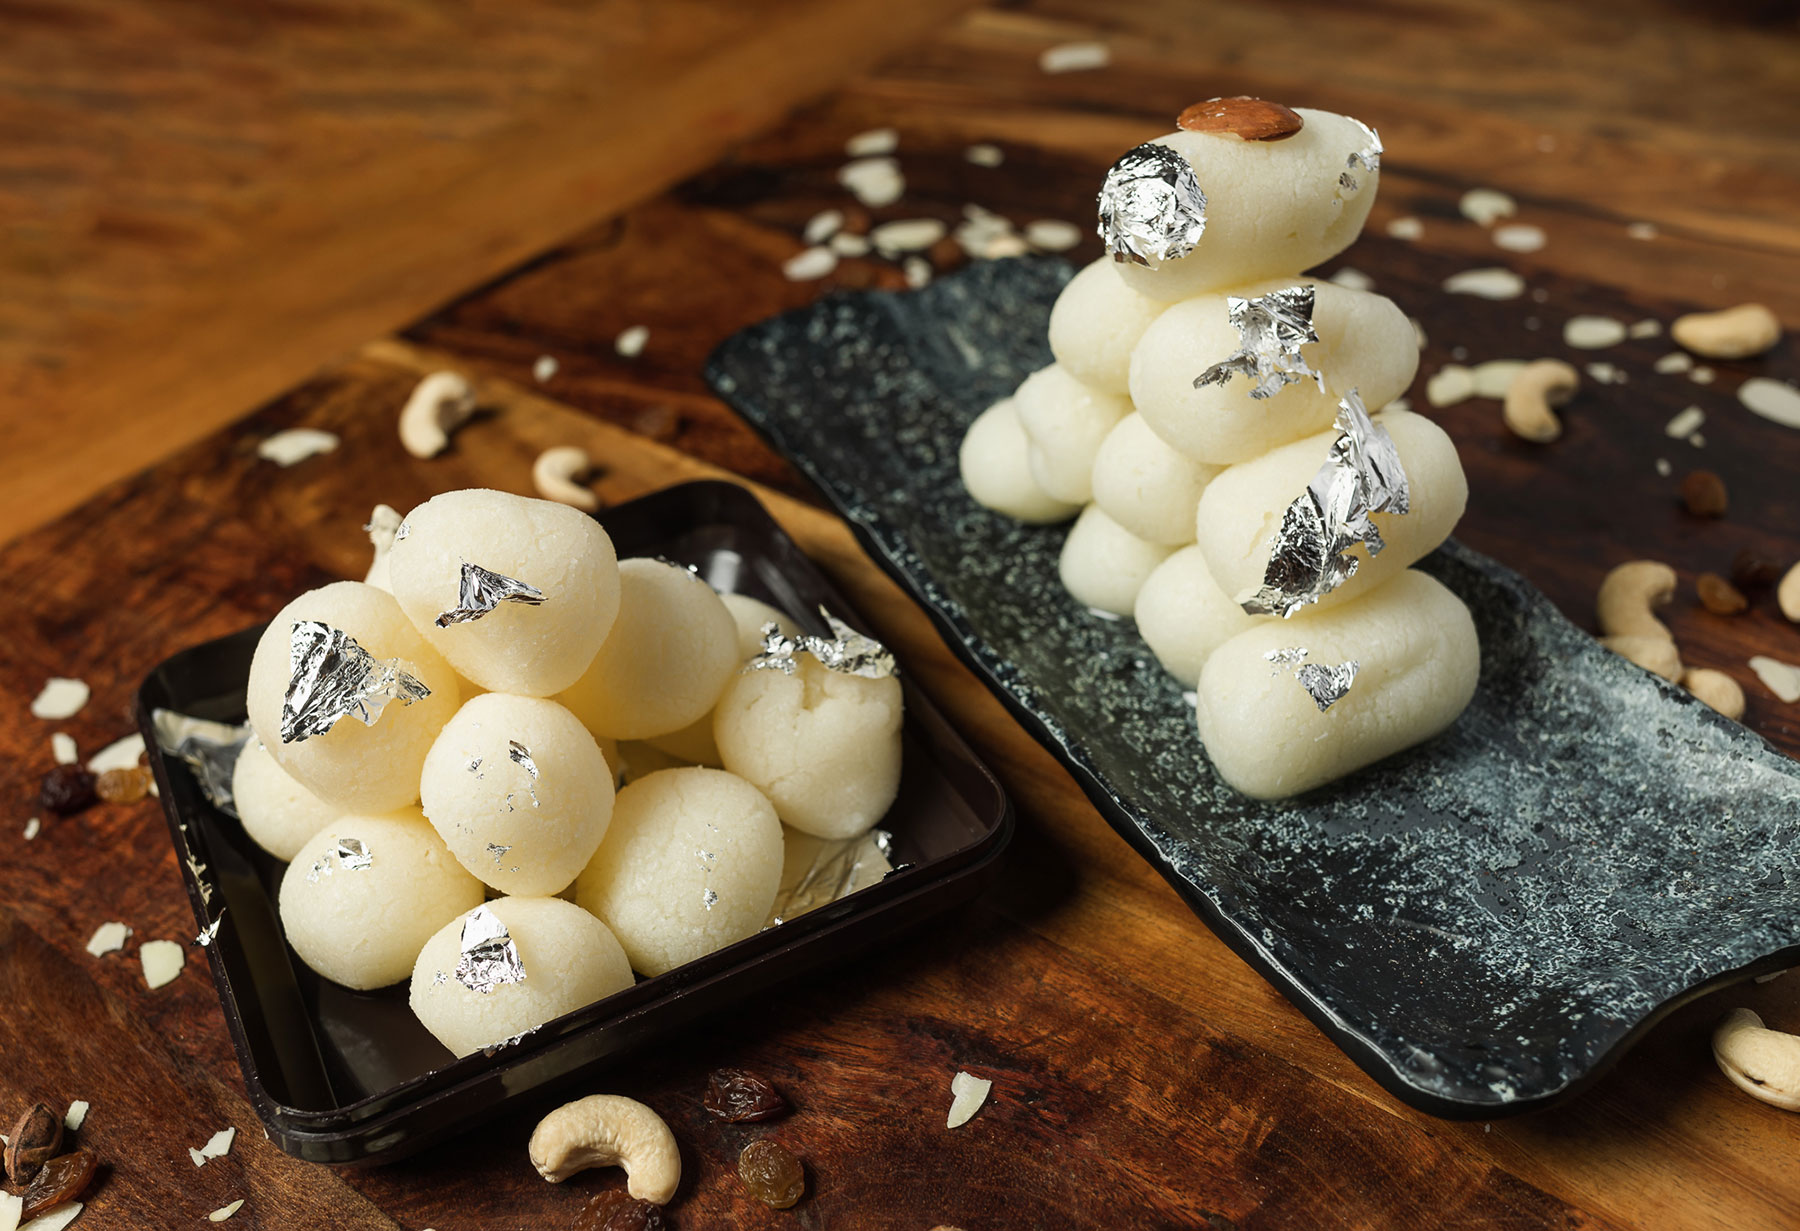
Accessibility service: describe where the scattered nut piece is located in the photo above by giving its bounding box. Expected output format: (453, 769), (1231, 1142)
(61, 1104), (86, 1134)
(1600, 635), (1682, 682)
(532, 446), (600, 513)
(5, 1104), (63, 1186)
(397, 371), (477, 459)
(1492, 223), (1545, 253)
(946, 1071), (992, 1129)
(208, 1198), (246, 1222)
(256, 428), (338, 467)
(1038, 40), (1109, 73)
(87, 733), (146, 775)
(845, 126), (897, 157)
(837, 157), (904, 208)
(51, 733), (77, 765)
(29, 679), (89, 721)
(1597, 561), (1678, 639)
(532, 354), (558, 383)
(1458, 188), (1516, 227)
(1713, 1008), (1800, 1110)
(1671, 303), (1782, 360)
(1696, 573), (1748, 616)
(871, 218), (948, 256)
(140, 939), (185, 990)
(615, 326), (650, 359)
(1780, 563), (1800, 622)
(1442, 268), (1525, 300)
(189, 1126), (235, 1166)
(1502, 359), (1578, 443)
(528, 1095), (680, 1204)
(782, 246), (838, 281)
(1562, 315), (1627, 350)
(1176, 97), (1303, 142)
(1663, 406), (1705, 439)
(1750, 655), (1800, 703)
(85, 922), (130, 958)
(1386, 217), (1424, 241)
(1680, 470), (1728, 518)
(1740, 377), (1800, 429)
(20, 1200), (83, 1231)
(964, 143), (1004, 167)
(1654, 351), (1694, 375)
(1682, 668), (1746, 720)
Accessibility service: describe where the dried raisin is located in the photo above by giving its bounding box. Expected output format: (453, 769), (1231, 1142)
(1680, 469), (1728, 518)
(571, 1190), (667, 1231)
(22, 1150), (97, 1221)
(738, 1139), (805, 1210)
(703, 1069), (788, 1123)
(39, 766), (97, 815)
(96, 765), (151, 803)
(1697, 572), (1749, 616)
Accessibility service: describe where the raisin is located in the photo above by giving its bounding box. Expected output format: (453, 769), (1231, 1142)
(571, 1190), (668, 1231)
(22, 1150), (97, 1221)
(95, 765), (151, 804)
(1697, 572), (1749, 615)
(738, 1139), (805, 1210)
(1680, 469), (1728, 518)
(703, 1069), (789, 1123)
(1732, 548), (1783, 590)
(5, 1102), (63, 1185)
(39, 766), (97, 816)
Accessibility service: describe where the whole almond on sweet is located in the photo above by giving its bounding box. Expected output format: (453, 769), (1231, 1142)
(1177, 97), (1303, 142)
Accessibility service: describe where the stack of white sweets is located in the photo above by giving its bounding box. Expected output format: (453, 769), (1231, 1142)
(235, 488), (904, 1057)
(960, 98), (1479, 799)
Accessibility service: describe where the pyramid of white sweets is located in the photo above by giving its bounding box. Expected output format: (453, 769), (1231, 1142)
(960, 98), (1479, 799)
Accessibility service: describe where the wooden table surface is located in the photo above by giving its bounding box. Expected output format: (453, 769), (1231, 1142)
(6, 1), (1800, 1228)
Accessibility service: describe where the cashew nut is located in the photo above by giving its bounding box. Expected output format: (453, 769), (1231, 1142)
(1596, 560), (1677, 639)
(1713, 1008), (1800, 1110)
(1671, 303), (1782, 360)
(1600, 634), (1682, 682)
(1682, 667), (1745, 719)
(1780, 562), (1800, 624)
(532, 446), (600, 512)
(527, 1094), (680, 1203)
(1502, 359), (1579, 443)
(398, 371), (477, 459)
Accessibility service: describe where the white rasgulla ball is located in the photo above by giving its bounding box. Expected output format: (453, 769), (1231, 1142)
(278, 809), (485, 990)
(246, 581), (463, 814)
(409, 896), (634, 1058)
(575, 768), (783, 976)
(388, 488), (622, 697)
(420, 693), (615, 896)
(233, 738), (340, 861)
(558, 559), (738, 741)
(1058, 504), (1176, 615)
(642, 593), (800, 766)
(959, 399), (1082, 525)
(713, 655), (903, 840)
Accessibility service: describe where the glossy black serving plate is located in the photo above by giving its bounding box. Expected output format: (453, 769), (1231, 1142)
(705, 256), (1800, 1119)
(139, 480), (1012, 1163)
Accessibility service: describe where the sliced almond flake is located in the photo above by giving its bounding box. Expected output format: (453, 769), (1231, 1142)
(1690, 366), (1716, 385)
(1664, 406), (1706, 438)
(1584, 362), (1624, 385)
(903, 257), (932, 289)
(86, 922), (130, 957)
(829, 232), (870, 257)
(1750, 656), (1800, 703)
(1385, 216), (1424, 241)
(1470, 360), (1528, 399)
(22, 1202), (83, 1231)
(1627, 221), (1659, 240)
(63, 1101), (88, 1132)
(1563, 315), (1626, 349)
(614, 326), (649, 358)
(946, 1071), (992, 1128)
(0, 1192), (19, 1231)
(781, 247), (838, 282)
(1628, 319), (1662, 339)
(1689, 433), (1706, 448)
(1741, 377), (1800, 428)
(30, 678), (89, 721)
(207, 1200), (245, 1223)
(52, 733), (78, 764)
(256, 428), (338, 467)
(837, 157), (904, 208)
(803, 208), (844, 244)
(140, 939), (185, 989)
(23, 818), (39, 841)
(531, 355), (558, 383)
(87, 733), (146, 774)
(1493, 223), (1545, 253)
(844, 127), (897, 157)
(1038, 40), (1109, 73)
(869, 218), (947, 255)
(1653, 352), (1693, 374)
(1329, 267), (1374, 291)
(1425, 365), (1476, 408)
(1655, 458), (1673, 477)
(1442, 268), (1525, 300)
(1458, 188), (1517, 227)
(1023, 219), (1081, 252)
(964, 143), (1004, 168)
(190, 1126), (236, 1166)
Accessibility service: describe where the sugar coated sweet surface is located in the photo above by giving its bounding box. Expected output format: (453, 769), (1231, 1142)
(232, 738), (341, 861)
(959, 399), (1081, 525)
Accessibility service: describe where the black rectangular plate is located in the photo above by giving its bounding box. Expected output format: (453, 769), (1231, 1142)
(704, 256), (1800, 1119)
(139, 479), (1013, 1163)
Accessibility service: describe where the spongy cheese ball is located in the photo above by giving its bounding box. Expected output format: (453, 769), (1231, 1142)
(575, 768), (783, 976)
(642, 594), (803, 766)
(279, 809), (485, 990)
(959, 399), (1082, 525)
(1058, 504), (1177, 616)
(1013, 364), (1131, 505)
(558, 559), (739, 740)
(233, 738), (341, 861)
(1047, 258), (1169, 393)
(713, 655), (903, 840)
(1130, 278), (1419, 464)
(720, 593), (801, 660)
(1194, 407), (1468, 616)
(1090, 413), (1221, 545)
(409, 896), (634, 1058)
(420, 693), (615, 896)
(1133, 546), (1260, 689)
(388, 488), (621, 697)
(246, 581), (463, 814)
(1114, 109), (1381, 303)
(1196, 569), (1479, 799)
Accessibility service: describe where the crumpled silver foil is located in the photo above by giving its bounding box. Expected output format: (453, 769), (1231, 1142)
(151, 709), (250, 817)
(1295, 659), (1360, 711)
(1096, 142), (1208, 266)
(279, 621), (431, 743)
(747, 608), (897, 680)
(1193, 285), (1325, 400)
(434, 562), (546, 627)
(307, 836), (373, 882)
(194, 910), (226, 948)
(454, 904), (525, 994)
(1338, 119), (1383, 196)
(394, 518), (412, 542)
(1240, 390), (1410, 617)
(1263, 647), (1309, 672)
(767, 828), (894, 926)
(504, 739), (540, 811)
(480, 1024), (540, 1058)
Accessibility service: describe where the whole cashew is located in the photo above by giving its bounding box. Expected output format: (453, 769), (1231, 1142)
(1779, 562), (1800, 624)
(1682, 667), (1745, 719)
(1600, 634), (1681, 682)
(1671, 303), (1782, 360)
(1597, 560), (1677, 640)
(1502, 359), (1579, 443)
(398, 371), (478, 459)
(532, 446), (600, 512)
(1713, 1008), (1800, 1110)
(528, 1094), (680, 1203)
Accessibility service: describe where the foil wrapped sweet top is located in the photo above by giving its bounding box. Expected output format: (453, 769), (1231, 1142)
(1338, 118), (1383, 197)
(454, 905), (525, 994)
(747, 608), (897, 680)
(435, 562), (546, 627)
(280, 621), (431, 744)
(1194, 284), (1326, 400)
(1096, 142), (1208, 266)
(1241, 390), (1410, 618)
(1263, 647), (1360, 712)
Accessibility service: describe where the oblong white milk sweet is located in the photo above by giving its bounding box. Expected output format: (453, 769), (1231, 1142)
(409, 896), (634, 1057)
(1048, 258), (1169, 393)
(1195, 408), (1467, 616)
(279, 809), (485, 990)
(1013, 364), (1131, 504)
(558, 559), (739, 740)
(1131, 279), (1419, 464)
(1090, 413), (1221, 545)
(232, 738), (340, 861)
(959, 399), (1082, 525)
(245, 581), (462, 814)
(388, 488), (622, 697)
(1114, 109), (1380, 303)
(1195, 569), (1479, 799)
(1058, 503), (1176, 616)
(1133, 546), (1259, 688)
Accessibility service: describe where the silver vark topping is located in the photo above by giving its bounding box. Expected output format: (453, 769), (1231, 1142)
(454, 905), (526, 994)
(1240, 390), (1410, 617)
(767, 828), (894, 927)
(1194, 285), (1325, 400)
(194, 910), (226, 948)
(1295, 660), (1360, 711)
(435, 562), (546, 627)
(281, 621), (430, 744)
(308, 836), (374, 882)
(151, 709), (251, 817)
(747, 608), (897, 679)
(1096, 142), (1208, 266)
(1338, 119), (1383, 197)
(394, 518), (412, 542)
(507, 740), (539, 778)
(1263, 647), (1309, 672)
